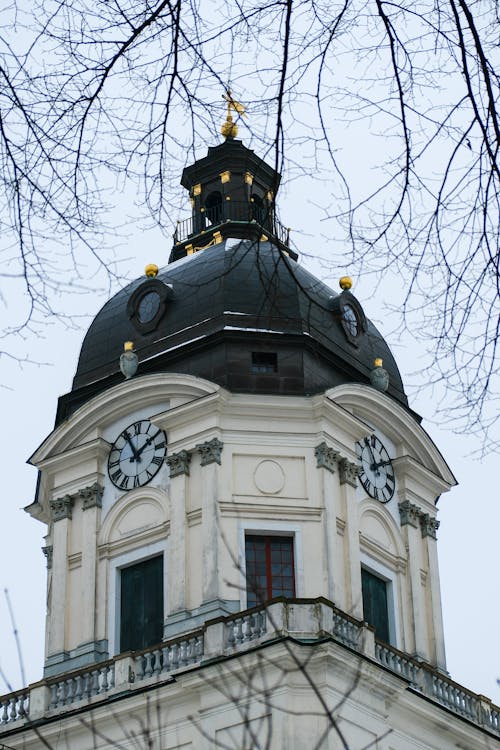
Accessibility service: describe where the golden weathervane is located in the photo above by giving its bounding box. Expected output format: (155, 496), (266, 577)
(221, 89), (246, 139)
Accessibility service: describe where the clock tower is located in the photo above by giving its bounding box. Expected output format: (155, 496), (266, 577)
(2, 128), (498, 750)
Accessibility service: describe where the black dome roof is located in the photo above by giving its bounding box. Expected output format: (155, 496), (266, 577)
(56, 240), (411, 424)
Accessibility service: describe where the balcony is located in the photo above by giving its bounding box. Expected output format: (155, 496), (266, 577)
(170, 201), (296, 262)
(1, 598), (499, 736)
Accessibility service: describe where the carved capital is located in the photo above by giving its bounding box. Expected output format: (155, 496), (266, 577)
(338, 458), (360, 487)
(166, 450), (191, 478)
(80, 482), (104, 510)
(420, 513), (440, 539)
(42, 545), (53, 569)
(50, 495), (74, 521)
(398, 500), (421, 528)
(196, 438), (224, 466)
(314, 442), (339, 473)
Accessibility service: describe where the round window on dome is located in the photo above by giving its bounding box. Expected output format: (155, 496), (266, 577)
(338, 292), (366, 345)
(127, 278), (172, 334)
(138, 290), (161, 324)
(342, 304), (359, 338)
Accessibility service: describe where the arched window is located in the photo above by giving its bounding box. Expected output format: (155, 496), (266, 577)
(251, 193), (265, 224)
(205, 191), (223, 225)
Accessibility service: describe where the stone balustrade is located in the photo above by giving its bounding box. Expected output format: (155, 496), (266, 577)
(1, 598), (499, 738)
(47, 662), (115, 709)
(134, 633), (204, 680)
(375, 642), (419, 685)
(0, 689), (28, 724)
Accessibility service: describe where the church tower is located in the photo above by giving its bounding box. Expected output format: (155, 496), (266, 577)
(2, 121), (499, 749)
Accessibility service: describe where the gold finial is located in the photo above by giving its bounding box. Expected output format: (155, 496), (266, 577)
(221, 89), (245, 139)
(339, 276), (353, 290)
(124, 341), (134, 351)
(145, 263), (159, 278)
(374, 358), (383, 367)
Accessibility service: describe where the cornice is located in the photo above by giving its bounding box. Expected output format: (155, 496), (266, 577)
(328, 384), (457, 487)
(219, 501), (322, 520)
(393, 455), (452, 503)
(33, 438), (110, 473)
(29, 373), (222, 464)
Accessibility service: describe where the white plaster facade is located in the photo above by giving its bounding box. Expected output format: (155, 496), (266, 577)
(2, 374), (499, 748)
(27, 374), (452, 671)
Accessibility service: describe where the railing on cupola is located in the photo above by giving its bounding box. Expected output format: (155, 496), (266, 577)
(170, 201), (294, 261)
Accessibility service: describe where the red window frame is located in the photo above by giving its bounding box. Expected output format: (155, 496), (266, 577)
(245, 535), (295, 608)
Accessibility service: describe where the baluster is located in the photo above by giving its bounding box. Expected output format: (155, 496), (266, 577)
(1, 698), (8, 724)
(56, 681), (66, 708)
(135, 654), (145, 681)
(64, 678), (74, 705)
(161, 645), (170, 673)
(8, 696), (17, 721)
(18, 693), (27, 718)
(99, 666), (108, 693)
(170, 643), (179, 670)
(73, 675), (83, 702)
(179, 640), (187, 666)
(235, 617), (243, 646)
(226, 621), (235, 647)
(49, 683), (58, 709)
(108, 665), (115, 689)
(196, 636), (204, 659)
(90, 669), (100, 697)
(153, 649), (162, 675)
(144, 651), (154, 678)
(82, 671), (91, 700)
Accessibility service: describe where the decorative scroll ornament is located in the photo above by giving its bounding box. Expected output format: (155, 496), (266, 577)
(42, 545), (53, 569)
(420, 513), (440, 539)
(338, 458), (360, 487)
(166, 450), (191, 477)
(80, 482), (104, 510)
(50, 495), (74, 521)
(398, 501), (421, 528)
(314, 442), (340, 474)
(196, 438), (224, 466)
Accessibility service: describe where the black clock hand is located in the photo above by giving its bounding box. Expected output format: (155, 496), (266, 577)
(135, 430), (161, 458)
(123, 431), (139, 462)
(364, 440), (379, 473)
(372, 459), (391, 470)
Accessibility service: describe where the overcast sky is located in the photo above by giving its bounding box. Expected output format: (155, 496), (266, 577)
(0, 145), (498, 709)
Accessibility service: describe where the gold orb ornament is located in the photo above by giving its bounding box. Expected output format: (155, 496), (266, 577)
(145, 263), (159, 278)
(339, 276), (353, 291)
(124, 341), (135, 351)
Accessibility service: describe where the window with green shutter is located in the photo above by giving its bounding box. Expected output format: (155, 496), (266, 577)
(120, 555), (163, 652)
(361, 567), (390, 644)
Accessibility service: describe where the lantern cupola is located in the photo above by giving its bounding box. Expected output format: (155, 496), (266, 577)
(170, 137), (295, 262)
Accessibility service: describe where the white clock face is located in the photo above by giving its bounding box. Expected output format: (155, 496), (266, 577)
(356, 434), (395, 503)
(108, 419), (167, 491)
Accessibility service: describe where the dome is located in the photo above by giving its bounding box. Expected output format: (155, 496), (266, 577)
(56, 240), (411, 424)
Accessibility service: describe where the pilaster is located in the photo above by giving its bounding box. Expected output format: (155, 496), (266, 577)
(79, 483), (103, 652)
(314, 442), (338, 602)
(47, 497), (72, 658)
(197, 440), (223, 607)
(422, 520), (447, 670)
(166, 451), (190, 622)
(398, 501), (429, 660)
(337, 459), (362, 619)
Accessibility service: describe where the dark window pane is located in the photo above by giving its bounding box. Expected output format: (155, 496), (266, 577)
(245, 535), (295, 606)
(361, 568), (390, 644)
(120, 556), (163, 652)
(251, 352), (278, 373)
